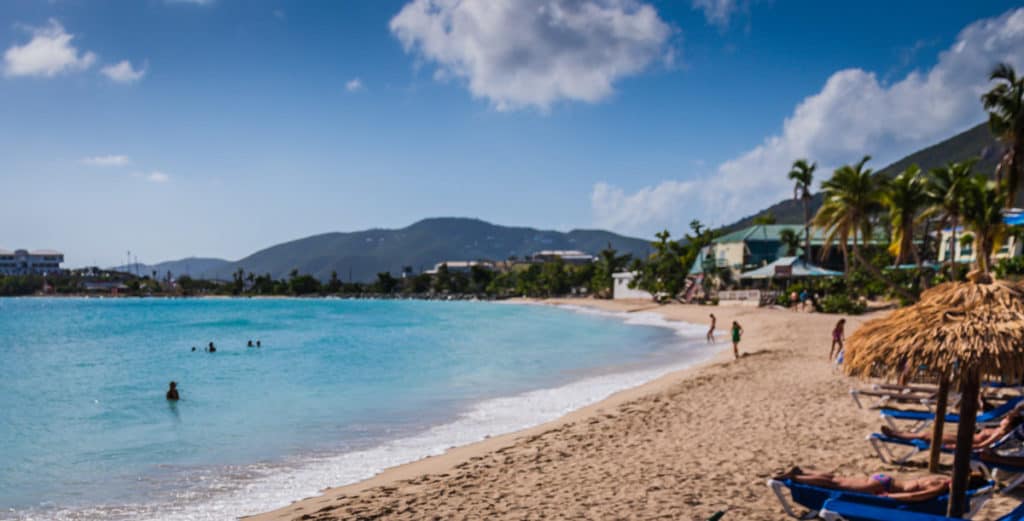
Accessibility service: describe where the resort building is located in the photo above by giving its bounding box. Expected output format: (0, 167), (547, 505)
(612, 272), (653, 300)
(0, 249), (64, 276)
(936, 227), (1021, 265)
(530, 250), (596, 265)
(424, 260), (495, 275)
(693, 224), (886, 279)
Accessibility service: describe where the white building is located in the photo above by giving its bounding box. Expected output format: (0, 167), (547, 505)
(424, 260), (495, 275)
(531, 250), (595, 265)
(936, 228), (1021, 265)
(612, 272), (653, 300)
(0, 249), (64, 276)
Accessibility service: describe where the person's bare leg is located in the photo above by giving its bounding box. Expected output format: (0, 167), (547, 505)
(733, 342), (739, 359)
(880, 425), (929, 442)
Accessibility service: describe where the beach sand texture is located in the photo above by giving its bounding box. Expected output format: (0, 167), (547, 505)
(247, 300), (1021, 520)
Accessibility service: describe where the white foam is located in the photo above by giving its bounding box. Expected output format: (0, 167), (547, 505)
(25, 304), (715, 521)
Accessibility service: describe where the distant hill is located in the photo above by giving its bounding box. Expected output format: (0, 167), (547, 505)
(111, 257), (231, 279)
(720, 122), (1005, 233)
(203, 218), (653, 282)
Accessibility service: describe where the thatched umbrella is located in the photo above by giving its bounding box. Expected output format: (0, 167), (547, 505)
(843, 272), (1024, 517)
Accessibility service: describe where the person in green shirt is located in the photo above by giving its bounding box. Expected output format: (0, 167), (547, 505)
(731, 321), (743, 360)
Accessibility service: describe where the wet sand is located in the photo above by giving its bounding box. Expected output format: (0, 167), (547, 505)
(246, 299), (1021, 520)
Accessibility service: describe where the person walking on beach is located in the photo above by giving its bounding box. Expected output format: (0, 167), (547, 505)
(731, 321), (743, 360)
(830, 319), (846, 361)
(166, 381), (180, 401)
(707, 313), (716, 343)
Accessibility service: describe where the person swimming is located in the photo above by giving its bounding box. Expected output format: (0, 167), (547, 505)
(247, 340), (254, 347)
(207, 342), (216, 353)
(191, 346), (196, 352)
(256, 340), (261, 348)
(166, 381), (180, 401)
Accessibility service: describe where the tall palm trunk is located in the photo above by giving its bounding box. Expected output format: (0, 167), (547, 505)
(905, 221), (921, 266)
(803, 197), (811, 266)
(851, 228), (859, 273)
(949, 216), (958, 278)
(976, 235), (993, 274)
(1010, 143), (1023, 207)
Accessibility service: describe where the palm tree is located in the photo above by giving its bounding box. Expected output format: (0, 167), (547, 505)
(960, 175), (1007, 274)
(981, 63), (1024, 206)
(813, 156), (882, 274)
(924, 160), (975, 269)
(788, 159), (817, 266)
(881, 164), (928, 266)
(778, 228), (801, 257)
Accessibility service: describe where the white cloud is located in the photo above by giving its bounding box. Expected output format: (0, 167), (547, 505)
(692, 0), (738, 28)
(389, 0), (673, 111)
(592, 180), (697, 233)
(345, 77), (364, 92)
(81, 155), (131, 167)
(101, 60), (146, 83)
(3, 19), (96, 78)
(592, 8), (1024, 236)
(131, 171), (170, 183)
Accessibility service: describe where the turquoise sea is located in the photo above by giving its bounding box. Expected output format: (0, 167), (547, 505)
(0, 298), (714, 520)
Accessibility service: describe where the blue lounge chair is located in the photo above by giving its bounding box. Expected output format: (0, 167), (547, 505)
(866, 433), (948, 464)
(970, 456), (1024, 495)
(868, 425), (1024, 465)
(880, 396), (1024, 432)
(767, 478), (994, 520)
(819, 497), (1024, 521)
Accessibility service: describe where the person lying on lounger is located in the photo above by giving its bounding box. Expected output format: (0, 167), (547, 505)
(880, 413), (1023, 450)
(773, 467), (950, 501)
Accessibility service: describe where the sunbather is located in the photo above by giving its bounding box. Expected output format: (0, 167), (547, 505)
(773, 467), (950, 501)
(978, 448), (1024, 466)
(879, 413), (1023, 450)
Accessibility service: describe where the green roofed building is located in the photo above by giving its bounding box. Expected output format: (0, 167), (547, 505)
(692, 224), (886, 279)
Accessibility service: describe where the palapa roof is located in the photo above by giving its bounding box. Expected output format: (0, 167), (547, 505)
(844, 272), (1024, 384)
(739, 256), (842, 279)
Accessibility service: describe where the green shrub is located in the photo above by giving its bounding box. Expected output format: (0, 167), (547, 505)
(996, 257), (1024, 279)
(818, 293), (866, 315)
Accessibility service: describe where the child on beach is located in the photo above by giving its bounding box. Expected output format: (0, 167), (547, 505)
(731, 321), (743, 359)
(707, 313), (716, 343)
(830, 319), (845, 361)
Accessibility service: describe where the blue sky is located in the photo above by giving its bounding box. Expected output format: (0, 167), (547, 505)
(2, 0), (1023, 267)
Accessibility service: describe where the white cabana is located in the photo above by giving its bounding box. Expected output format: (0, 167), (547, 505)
(740, 256), (842, 280)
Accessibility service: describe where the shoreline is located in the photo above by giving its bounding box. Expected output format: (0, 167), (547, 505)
(246, 299), (1022, 520)
(244, 298), (727, 520)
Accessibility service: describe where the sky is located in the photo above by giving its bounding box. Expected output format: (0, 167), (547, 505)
(2, 0), (1024, 268)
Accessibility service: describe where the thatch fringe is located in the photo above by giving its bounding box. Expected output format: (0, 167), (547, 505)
(843, 276), (1024, 384)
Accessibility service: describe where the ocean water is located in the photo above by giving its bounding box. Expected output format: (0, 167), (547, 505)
(0, 298), (714, 520)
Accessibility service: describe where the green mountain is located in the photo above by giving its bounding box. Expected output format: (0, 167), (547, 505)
(111, 257), (232, 279)
(206, 218), (653, 282)
(720, 121), (1005, 232)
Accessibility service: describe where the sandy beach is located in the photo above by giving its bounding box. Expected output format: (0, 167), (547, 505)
(247, 299), (1022, 520)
